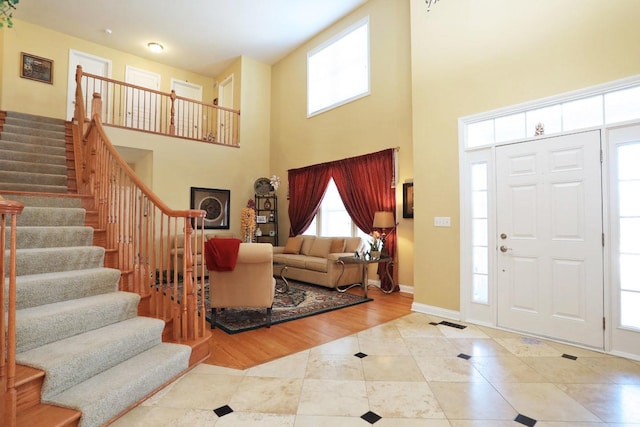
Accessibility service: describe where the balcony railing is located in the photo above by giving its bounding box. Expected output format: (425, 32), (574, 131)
(74, 65), (240, 146)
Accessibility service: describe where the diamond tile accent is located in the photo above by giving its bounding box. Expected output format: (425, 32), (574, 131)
(361, 410), (382, 424)
(213, 405), (234, 417)
(515, 413), (537, 426)
(354, 352), (368, 358)
(457, 353), (471, 360)
(562, 353), (578, 360)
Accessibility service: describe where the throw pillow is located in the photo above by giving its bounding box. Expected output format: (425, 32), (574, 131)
(300, 236), (316, 255)
(330, 238), (346, 253)
(345, 237), (363, 253)
(283, 235), (304, 254)
(309, 237), (333, 258)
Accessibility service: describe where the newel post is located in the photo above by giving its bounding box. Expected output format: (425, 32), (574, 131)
(169, 90), (176, 136)
(91, 92), (102, 122)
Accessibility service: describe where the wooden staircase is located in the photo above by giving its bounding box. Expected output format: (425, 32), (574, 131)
(1, 110), (211, 427)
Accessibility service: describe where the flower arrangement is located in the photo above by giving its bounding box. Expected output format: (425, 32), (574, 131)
(240, 199), (256, 242)
(270, 175), (280, 192)
(369, 230), (382, 252)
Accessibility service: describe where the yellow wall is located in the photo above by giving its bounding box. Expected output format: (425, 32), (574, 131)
(1, 19), (215, 119)
(409, 0), (640, 310)
(270, 0), (414, 287)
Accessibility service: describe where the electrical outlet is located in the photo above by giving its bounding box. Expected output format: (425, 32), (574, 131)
(434, 216), (451, 227)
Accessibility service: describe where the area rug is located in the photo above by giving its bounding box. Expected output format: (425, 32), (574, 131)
(207, 280), (372, 334)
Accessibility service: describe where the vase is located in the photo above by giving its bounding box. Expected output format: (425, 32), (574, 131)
(370, 250), (381, 259)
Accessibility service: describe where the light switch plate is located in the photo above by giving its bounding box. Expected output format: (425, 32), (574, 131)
(434, 216), (451, 227)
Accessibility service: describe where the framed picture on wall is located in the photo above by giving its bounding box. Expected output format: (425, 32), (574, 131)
(190, 187), (230, 229)
(20, 52), (54, 84)
(403, 182), (414, 219)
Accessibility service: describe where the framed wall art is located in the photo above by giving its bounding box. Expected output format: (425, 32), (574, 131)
(20, 52), (53, 84)
(190, 187), (230, 229)
(403, 182), (414, 219)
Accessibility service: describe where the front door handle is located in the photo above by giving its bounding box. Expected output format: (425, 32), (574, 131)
(500, 245), (511, 253)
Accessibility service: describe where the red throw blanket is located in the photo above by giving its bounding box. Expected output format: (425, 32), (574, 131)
(204, 238), (242, 272)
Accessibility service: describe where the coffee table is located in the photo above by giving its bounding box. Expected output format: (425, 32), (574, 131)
(273, 261), (290, 293)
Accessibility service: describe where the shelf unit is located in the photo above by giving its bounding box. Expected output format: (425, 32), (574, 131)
(254, 194), (278, 246)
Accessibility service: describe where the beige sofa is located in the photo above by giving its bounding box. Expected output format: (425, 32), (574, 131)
(209, 243), (276, 328)
(272, 235), (367, 289)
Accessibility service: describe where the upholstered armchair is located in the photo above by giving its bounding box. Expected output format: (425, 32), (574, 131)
(171, 232), (235, 277)
(209, 242), (276, 329)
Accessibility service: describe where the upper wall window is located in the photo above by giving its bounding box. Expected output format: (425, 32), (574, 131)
(307, 17), (370, 117)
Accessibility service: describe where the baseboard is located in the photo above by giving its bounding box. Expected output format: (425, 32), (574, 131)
(368, 279), (414, 295)
(410, 301), (461, 321)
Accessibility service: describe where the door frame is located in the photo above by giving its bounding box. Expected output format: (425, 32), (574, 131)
(458, 75), (640, 357)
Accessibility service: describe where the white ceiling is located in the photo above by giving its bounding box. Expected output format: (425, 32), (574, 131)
(15, 0), (368, 77)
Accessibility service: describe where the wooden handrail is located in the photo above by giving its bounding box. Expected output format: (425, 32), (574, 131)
(1, 196), (24, 427)
(74, 65), (241, 145)
(74, 88), (209, 342)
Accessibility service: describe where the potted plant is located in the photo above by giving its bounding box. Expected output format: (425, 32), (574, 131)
(1, 0), (19, 28)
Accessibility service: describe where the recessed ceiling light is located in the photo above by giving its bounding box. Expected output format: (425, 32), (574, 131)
(147, 42), (164, 53)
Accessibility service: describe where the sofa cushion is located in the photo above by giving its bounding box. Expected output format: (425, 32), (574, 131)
(305, 256), (328, 273)
(309, 237), (333, 258)
(330, 238), (346, 254)
(345, 237), (364, 253)
(300, 236), (316, 255)
(283, 235), (304, 254)
(273, 253), (308, 269)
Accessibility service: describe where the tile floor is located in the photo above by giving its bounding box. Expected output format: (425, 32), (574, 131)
(112, 312), (640, 426)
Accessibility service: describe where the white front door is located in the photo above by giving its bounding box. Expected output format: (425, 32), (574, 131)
(67, 50), (112, 121)
(171, 79), (203, 139)
(496, 131), (604, 348)
(125, 66), (161, 131)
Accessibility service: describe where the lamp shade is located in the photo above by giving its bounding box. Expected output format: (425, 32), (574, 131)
(373, 211), (395, 229)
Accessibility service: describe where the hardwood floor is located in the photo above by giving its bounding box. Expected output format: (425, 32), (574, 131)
(203, 287), (413, 370)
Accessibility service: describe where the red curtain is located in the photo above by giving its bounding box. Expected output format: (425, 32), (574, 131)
(287, 148), (398, 292)
(332, 149), (397, 292)
(287, 162), (332, 236)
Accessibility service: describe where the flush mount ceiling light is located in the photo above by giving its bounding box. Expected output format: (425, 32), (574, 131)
(147, 42), (164, 53)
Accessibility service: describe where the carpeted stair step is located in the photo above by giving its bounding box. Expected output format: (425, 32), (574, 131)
(0, 158), (67, 175)
(0, 148), (66, 166)
(17, 316), (167, 400)
(0, 138), (66, 157)
(17, 206), (85, 226)
(0, 169), (67, 187)
(0, 131), (67, 148)
(45, 343), (191, 427)
(16, 291), (141, 353)
(6, 226), (93, 249)
(9, 268), (121, 310)
(1, 193), (83, 208)
(0, 182), (67, 193)
(1, 123), (66, 140)
(6, 111), (66, 126)
(12, 246), (105, 276)
(3, 115), (66, 132)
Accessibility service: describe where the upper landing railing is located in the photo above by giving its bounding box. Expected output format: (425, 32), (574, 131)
(74, 65), (240, 146)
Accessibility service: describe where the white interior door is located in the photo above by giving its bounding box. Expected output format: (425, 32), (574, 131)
(67, 50), (112, 121)
(171, 79), (203, 139)
(496, 131), (604, 348)
(609, 123), (640, 358)
(125, 66), (161, 131)
(218, 75), (234, 144)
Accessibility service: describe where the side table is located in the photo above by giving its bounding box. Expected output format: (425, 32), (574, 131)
(335, 255), (395, 298)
